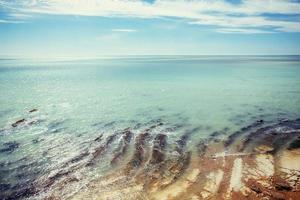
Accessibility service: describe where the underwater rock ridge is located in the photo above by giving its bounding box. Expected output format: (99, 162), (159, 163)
(1, 118), (300, 200)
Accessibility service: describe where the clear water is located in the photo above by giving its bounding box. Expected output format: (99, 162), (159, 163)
(0, 56), (300, 198)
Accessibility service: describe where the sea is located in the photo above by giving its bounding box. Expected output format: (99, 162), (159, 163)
(0, 55), (299, 199)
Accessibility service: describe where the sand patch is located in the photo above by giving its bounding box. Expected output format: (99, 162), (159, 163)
(186, 168), (200, 182)
(279, 149), (300, 172)
(201, 169), (224, 199)
(229, 158), (243, 192)
(255, 154), (274, 177)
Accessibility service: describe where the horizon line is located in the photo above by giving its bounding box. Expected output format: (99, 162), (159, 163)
(1, 55), (300, 62)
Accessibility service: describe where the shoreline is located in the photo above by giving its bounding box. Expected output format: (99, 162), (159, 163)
(1, 115), (300, 199)
(41, 119), (300, 199)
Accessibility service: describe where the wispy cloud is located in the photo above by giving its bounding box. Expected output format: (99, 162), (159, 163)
(0, 19), (24, 23)
(96, 29), (137, 41)
(8, 13), (32, 19)
(112, 29), (137, 32)
(217, 28), (273, 34)
(1, 0), (300, 33)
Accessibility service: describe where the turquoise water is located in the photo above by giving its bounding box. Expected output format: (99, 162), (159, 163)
(0, 56), (300, 198)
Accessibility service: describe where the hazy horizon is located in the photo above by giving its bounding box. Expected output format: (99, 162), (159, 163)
(1, 54), (300, 61)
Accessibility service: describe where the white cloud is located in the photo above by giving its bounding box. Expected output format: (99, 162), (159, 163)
(190, 14), (300, 32)
(8, 13), (32, 19)
(0, 19), (24, 23)
(1, 0), (300, 33)
(112, 29), (137, 32)
(217, 28), (273, 34)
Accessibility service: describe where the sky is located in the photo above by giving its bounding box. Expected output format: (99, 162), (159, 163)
(0, 0), (300, 58)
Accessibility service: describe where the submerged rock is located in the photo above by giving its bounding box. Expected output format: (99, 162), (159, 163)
(94, 134), (103, 142)
(288, 139), (300, 150)
(6, 185), (37, 200)
(111, 130), (133, 165)
(15, 118), (300, 200)
(12, 119), (26, 127)
(128, 132), (150, 168)
(176, 127), (201, 154)
(29, 109), (38, 113)
(150, 134), (167, 164)
(0, 141), (19, 153)
(0, 183), (10, 191)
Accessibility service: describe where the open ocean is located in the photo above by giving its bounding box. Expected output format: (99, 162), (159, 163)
(0, 56), (300, 199)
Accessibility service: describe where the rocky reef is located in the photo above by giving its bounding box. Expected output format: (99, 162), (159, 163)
(1, 117), (300, 200)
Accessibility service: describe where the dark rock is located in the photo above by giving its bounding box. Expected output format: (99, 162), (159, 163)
(154, 134), (167, 149)
(0, 141), (19, 153)
(12, 119), (26, 127)
(224, 131), (241, 147)
(176, 127), (201, 153)
(29, 109), (38, 113)
(32, 138), (45, 144)
(275, 182), (292, 191)
(32, 139), (39, 144)
(45, 170), (70, 187)
(123, 130), (133, 143)
(69, 151), (89, 164)
(287, 139), (300, 150)
(87, 131), (121, 166)
(250, 184), (262, 193)
(0, 183), (10, 191)
(150, 134), (167, 164)
(106, 134), (118, 146)
(129, 132), (150, 168)
(150, 149), (165, 164)
(235, 118), (300, 154)
(225, 120), (267, 148)
(210, 131), (221, 137)
(6, 183), (37, 200)
(94, 134), (103, 142)
(197, 140), (208, 157)
(111, 130), (133, 165)
(87, 146), (105, 167)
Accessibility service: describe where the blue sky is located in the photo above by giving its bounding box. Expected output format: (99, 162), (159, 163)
(0, 0), (300, 58)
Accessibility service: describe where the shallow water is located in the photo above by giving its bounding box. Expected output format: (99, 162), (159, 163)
(0, 56), (300, 199)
